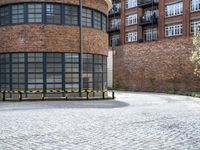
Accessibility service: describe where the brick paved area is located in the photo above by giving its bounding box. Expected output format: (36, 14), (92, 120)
(0, 91), (200, 150)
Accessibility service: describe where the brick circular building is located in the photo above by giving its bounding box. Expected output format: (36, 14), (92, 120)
(0, 0), (112, 98)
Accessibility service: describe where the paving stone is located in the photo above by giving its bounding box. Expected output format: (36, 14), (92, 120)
(0, 91), (200, 149)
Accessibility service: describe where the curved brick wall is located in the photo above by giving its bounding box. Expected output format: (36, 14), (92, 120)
(0, 25), (108, 55)
(114, 37), (200, 92)
(0, 0), (109, 15)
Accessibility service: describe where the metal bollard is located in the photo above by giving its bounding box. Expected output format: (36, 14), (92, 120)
(112, 91), (115, 99)
(42, 91), (45, 100)
(65, 91), (68, 100)
(19, 91), (22, 101)
(87, 92), (89, 100)
(2, 91), (5, 101)
(102, 91), (105, 99)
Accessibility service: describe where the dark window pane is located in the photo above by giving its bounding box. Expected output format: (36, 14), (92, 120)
(65, 5), (78, 25)
(94, 11), (101, 30)
(28, 4), (42, 23)
(0, 6), (10, 25)
(82, 8), (92, 27)
(46, 4), (61, 24)
(12, 4), (24, 24)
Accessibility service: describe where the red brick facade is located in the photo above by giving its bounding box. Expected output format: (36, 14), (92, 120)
(114, 36), (200, 92)
(119, 0), (200, 43)
(110, 0), (200, 92)
(0, 25), (108, 55)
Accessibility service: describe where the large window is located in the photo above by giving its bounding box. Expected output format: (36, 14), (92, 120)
(191, 19), (200, 33)
(28, 53), (43, 90)
(165, 2), (183, 17)
(0, 54), (10, 90)
(46, 4), (61, 24)
(65, 5), (78, 25)
(126, 31), (137, 42)
(0, 6), (9, 25)
(126, 13), (137, 26)
(28, 4), (42, 23)
(110, 18), (120, 29)
(0, 53), (107, 93)
(82, 8), (92, 27)
(102, 15), (107, 32)
(126, 0), (137, 9)
(46, 53), (62, 90)
(11, 4), (24, 24)
(110, 34), (120, 47)
(94, 55), (103, 90)
(12, 53), (25, 90)
(93, 11), (101, 30)
(191, 0), (200, 12)
(165, 23), (182, 37)
(144, 28), (158, 42)
(65, 53), (79, 90)
(83, 54), (93, 89)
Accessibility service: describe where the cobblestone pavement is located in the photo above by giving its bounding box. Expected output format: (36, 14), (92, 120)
(1, 91), (200, 150)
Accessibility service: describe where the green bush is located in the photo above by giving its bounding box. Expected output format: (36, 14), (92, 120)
(164, 88), (176, 94)
(113, 80), (127, 90)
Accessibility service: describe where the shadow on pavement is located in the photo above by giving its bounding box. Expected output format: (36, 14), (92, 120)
(0, 100), (129, 111)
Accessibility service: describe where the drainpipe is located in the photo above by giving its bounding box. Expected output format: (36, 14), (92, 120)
(80, 0), (83, 95)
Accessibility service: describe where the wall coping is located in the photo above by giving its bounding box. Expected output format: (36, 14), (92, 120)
(104, 0), (112, 10)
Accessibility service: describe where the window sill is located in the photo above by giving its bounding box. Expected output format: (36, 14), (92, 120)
(165, 14), (183, 18)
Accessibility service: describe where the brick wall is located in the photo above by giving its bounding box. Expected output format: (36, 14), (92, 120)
(0, 25), (108, 55)
(113, 37), (200, 92)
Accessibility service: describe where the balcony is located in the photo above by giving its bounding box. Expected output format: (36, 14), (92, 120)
(138, 15), (158, 26)
(109, 8), (120, 17)
(109, 4), (121, 17)
(110, 39), (121, 47)
(138, 0), (159, 8)
(108, 25), (120, 33)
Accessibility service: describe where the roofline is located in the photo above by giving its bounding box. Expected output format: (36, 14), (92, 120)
(104, 0), (112, 11)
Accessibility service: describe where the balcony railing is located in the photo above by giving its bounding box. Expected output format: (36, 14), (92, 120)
(110, 39), (121, 47)
(138, 15), (158, 26)
(138, 0), (159, 8)
(109, 8), (120, 17)
(109, 4), (121, 17)
(108, 25), (120, 33)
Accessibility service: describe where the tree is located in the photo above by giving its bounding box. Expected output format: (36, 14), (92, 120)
(191, 33), (200, 77)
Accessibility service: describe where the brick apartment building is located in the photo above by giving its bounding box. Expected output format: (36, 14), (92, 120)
(109, 0), (200, 92)
(0, 0), (112, 99)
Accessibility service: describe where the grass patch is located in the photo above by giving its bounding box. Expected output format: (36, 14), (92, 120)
(165, 90), (200, 98)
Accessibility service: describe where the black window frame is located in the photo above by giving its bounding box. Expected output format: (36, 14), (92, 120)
(11, 4), (25, 24)
(27, 3), (43, 23)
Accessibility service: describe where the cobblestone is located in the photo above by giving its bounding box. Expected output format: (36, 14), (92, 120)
(0, 91), (200, 149)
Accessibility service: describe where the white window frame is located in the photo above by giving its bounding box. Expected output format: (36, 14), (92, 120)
(165, 2), (183, 17)
(165, 23), (182, 37)
(191, 0), (200, 12)
(125, 0), (137, 9)
(125, 13), (137, 26)
(191, 19), (200, 33)
(126, 31), (137, 42)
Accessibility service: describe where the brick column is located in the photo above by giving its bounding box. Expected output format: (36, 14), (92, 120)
(120, 0), (125, 45)
(137, 7), (143, 41)
(158, 0), (165, 39)
(183, 0), (191, 37)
